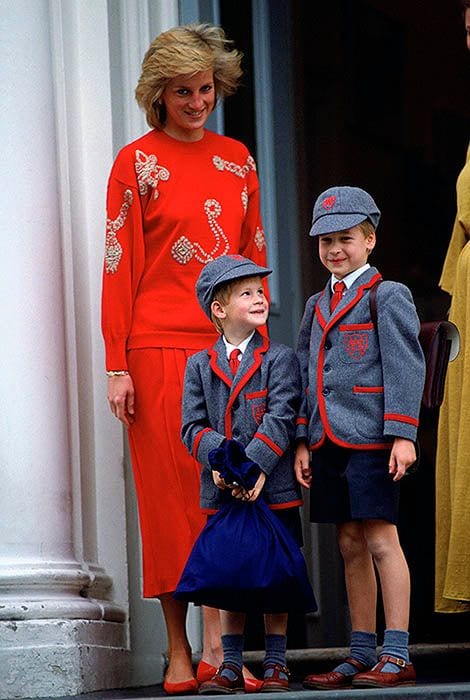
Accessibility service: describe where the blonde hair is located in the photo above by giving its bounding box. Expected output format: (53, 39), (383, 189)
(210, 279), (239, 334)
(135, 23), (243, 129)
(358, 220), (376, 238)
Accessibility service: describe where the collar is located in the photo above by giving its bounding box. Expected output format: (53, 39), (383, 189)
(222, 330), (255, 359)
(331, 263), (371, 291)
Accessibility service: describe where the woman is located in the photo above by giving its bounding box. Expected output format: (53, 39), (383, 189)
(434, 0), (470, 614)
(102, 24), (267, 693)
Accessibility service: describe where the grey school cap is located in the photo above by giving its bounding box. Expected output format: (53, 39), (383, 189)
(196, 254), (272, 318)
(309, 186), (381, 237)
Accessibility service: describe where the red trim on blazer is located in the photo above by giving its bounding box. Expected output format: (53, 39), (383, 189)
(193, 427), (213, 458)
(208, 348), (232, 387)
(254, 431), (284, 457)
(315, 272), (383, 333)
(353, 386), (384, 393)
(202, 499), (303, 514)
(315, 272), (392, 449)
(339, 322), (374, 331)
(315, 290), (327, 330)
(245, 388), (268, 400)
(384, 413), (419, 427)
(309, 434), (326, 451)
(310, 436), (392, 451)
(224, 335), (270, 437)
(270, 499), (303, 510)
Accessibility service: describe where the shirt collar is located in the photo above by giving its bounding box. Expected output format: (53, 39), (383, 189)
(222, 331), (255, 359)
(331, 263), (370, 291)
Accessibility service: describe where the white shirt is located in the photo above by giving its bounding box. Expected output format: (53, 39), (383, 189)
(331, 263), (371, 293)
(222, 330), (255, 360)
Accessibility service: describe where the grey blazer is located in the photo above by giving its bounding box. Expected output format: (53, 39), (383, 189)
(182, 331), (302, 511)
(296, 267), (425, 450)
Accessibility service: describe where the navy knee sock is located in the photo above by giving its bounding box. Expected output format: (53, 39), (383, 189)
(263, 634), (288, 679)
(220, 634), (244, 680)
(334, 631), (377, 675)
(380, 629), (410, 673)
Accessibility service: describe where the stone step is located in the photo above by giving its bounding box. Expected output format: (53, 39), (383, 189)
(54, 645), (470, 700)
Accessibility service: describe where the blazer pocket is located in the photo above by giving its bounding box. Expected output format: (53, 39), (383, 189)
(338, 323), (378, 364)
(353, 385), (384, 439)
(245, 388), (268, 425)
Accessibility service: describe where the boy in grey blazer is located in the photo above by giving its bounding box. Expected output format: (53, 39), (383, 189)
(181, 254), (305, 694)
(296, 187), (425, 690)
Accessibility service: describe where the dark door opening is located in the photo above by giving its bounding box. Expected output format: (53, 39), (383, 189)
(293, 0), (470, 645)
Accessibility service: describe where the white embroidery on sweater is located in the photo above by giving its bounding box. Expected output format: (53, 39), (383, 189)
(105, 189), (133, 274)
(134, 149), (169, 199)
(241, 185), (248, 213)
(254, 227), (266, 251)
(171, 198), (230, 265)
(212, 154), (256, 178)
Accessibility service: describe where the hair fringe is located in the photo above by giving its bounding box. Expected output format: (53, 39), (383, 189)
(135, 23), (243, 129)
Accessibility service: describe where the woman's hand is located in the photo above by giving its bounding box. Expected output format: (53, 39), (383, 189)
(107, 374), (135, 427)
(294, 442), (312, 488)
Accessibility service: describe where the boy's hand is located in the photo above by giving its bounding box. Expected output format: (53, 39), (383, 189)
(212, 470), (231, 490)
(295, 442), (312, 488)
(389, 438), (417, 481)
(232, 471), (266, 502)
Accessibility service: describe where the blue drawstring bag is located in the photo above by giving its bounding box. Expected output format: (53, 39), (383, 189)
(175, 440), (317, 614)
(208, 438), (261, 490)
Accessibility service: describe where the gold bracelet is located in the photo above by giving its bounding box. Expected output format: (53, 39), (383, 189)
(106, 370), (129, 377)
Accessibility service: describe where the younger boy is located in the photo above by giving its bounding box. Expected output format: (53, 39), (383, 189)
(296, 186), (425, 689)
(181, 254), (309, 694)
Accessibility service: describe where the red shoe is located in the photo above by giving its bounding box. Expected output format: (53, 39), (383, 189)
(198, 663), (245, 695)
(196, 661), (217, 684)
(261, 663), (290, 692)
(244, 677), (264, 693)
(197, 660), (263, 693)
(352, 655), (416, 688)
(303, 657), (370, 690)
(163, 677), (199, 695)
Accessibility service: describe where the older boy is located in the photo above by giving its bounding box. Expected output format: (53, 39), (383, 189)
(296, 186), (425, 689)
(181, 254), (311, 694)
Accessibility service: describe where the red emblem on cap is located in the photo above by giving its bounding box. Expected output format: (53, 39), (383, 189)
(322, 196), (337, 210)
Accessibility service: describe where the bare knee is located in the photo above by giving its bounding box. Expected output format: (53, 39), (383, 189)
(337, 523), (368, 562)
(364, 520), (401, 562)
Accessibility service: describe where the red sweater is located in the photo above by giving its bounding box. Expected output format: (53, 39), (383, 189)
(101, 129), (268, 369)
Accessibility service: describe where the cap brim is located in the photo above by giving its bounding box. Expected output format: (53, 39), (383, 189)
(309, 213), (368, 237)
(215, 266), (272, 289)
(198, 262), (272, 318)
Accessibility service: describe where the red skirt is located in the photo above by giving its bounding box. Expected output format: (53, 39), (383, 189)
(127, 348), (206, 597)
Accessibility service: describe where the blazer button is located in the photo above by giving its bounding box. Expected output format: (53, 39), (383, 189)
(322, 388), (330, 396)
(233, 399), (239, 409)
(324, 364), (331, 372)
(324, 341), (331, 350)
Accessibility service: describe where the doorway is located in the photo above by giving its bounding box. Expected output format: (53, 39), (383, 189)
(219, 0), (470, 649)
(293, 0), (470, 645)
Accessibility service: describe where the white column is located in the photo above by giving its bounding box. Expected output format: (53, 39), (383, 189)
(0, 1), (128, 697)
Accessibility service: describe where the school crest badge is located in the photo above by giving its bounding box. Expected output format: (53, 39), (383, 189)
(252, 401), (266, 425)
(343, 333), (369, 360)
